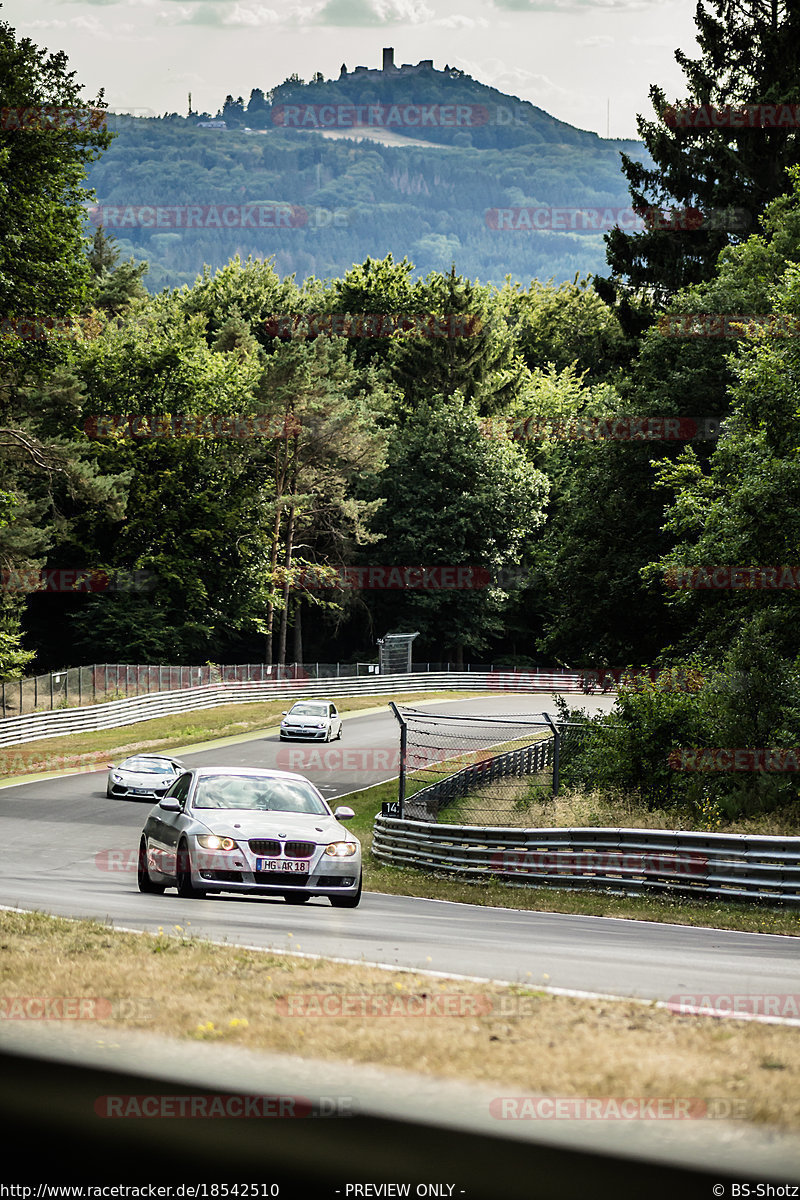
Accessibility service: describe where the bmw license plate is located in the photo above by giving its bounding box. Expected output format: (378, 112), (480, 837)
(256, 859), (308, 873)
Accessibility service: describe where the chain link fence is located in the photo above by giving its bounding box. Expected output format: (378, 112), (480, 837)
(0, 662), (383, 718)
(0, 660), (580, 719)
(390, 705), (565, 824)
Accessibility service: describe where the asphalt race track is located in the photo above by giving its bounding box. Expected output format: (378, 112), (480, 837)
(1, 693), (798, 1003)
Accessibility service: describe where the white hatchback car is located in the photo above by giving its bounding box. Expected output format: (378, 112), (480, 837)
(279, 700), (343, 742)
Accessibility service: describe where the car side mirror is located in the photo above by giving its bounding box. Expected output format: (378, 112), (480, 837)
(334, 806), (355, 820)
(281, 711), (288, 716)
(159, 797), (181, 812)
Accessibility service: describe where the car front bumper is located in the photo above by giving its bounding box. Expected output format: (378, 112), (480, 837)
(188, 840), (360, 896)
(279, 727), (329, 740)
(109, 782), (171, 798)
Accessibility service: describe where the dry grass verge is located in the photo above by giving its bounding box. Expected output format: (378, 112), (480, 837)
(1, 909), (798, 1131)
(442, 786), (800, 835)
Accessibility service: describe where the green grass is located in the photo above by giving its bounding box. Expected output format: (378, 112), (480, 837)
(350, 779), (800, 936)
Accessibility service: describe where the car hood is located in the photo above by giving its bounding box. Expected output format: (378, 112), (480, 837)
(190, 810), (355, 842)
(282, 717), (328, 726)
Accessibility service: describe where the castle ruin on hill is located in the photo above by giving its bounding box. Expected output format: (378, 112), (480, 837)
(339, 48), (463, 80)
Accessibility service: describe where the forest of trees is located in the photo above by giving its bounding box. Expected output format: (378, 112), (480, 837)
(2, 1), (800, 818)
(86, 70), (651, 290)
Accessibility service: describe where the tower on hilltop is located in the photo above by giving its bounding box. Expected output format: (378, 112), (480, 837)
(382, 47), (396, 72)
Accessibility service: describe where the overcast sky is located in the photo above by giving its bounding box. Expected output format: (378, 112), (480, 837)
(9, 0), (700, 140)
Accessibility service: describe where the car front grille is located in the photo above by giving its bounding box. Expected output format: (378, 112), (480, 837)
(284, 841), (315, 858)
(254, 872), (310, 887)
(248, 839), (282, 856)
(248, 839), (316, 858)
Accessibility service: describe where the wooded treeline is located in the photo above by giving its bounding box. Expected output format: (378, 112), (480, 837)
(2, 2), (800, 817)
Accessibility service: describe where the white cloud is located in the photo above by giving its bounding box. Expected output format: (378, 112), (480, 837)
(317, 0), (432, 25)
(24, 14), (115, 35)
(493, 0), (666, 10)
(220, 4), (282, 25)
(579, 34), (614, 46)
(430, 13), (490, 28)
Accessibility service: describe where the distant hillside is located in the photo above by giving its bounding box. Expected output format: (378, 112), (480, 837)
(87, 58), (651, 290)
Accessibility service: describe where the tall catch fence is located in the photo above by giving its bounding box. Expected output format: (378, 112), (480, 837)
(0, 663), (603, 719)
(0, 662), (379, 718)
(390, 705), (567, 824)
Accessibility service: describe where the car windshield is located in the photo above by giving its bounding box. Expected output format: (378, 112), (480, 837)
(289, 704), (328, 717)
(193, 774), (329, 814)
(122, 758), (176, 774)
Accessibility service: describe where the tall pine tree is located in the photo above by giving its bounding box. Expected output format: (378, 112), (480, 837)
(601, 0), (800, 303)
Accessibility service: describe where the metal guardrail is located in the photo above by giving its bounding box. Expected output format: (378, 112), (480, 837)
(405, 737), (555, 820)
(0, 661), (380, 717)
(1, 661), (606, 718)
(371, 818), (800, 906)
(0, 671), (589, 749)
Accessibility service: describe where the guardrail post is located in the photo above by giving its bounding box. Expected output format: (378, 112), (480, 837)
(389, 701), (407, 818)
(542, 712), (560, 795)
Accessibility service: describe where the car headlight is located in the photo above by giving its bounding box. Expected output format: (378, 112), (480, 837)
(197, 835), (238, 851)
(111, 772), (123, 782)
(324, 842), (357, 857)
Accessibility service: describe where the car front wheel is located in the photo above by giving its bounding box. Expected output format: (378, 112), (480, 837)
(137, 838), (165, 894)
(329, 872), (362, 909)
(176, 841), (206, 898)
